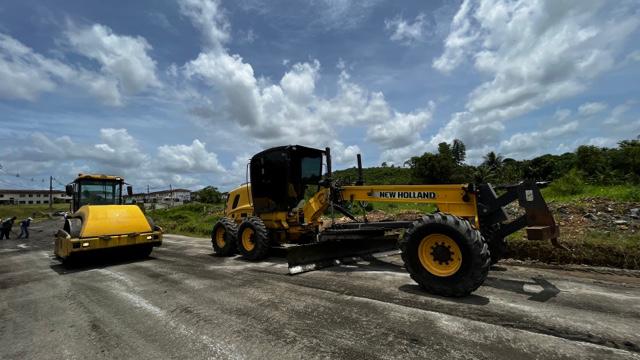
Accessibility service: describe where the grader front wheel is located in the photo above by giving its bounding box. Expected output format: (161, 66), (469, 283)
(211, 217), (238, 256)
(400, 213), (490, 297)
(237, 217), (270, 261)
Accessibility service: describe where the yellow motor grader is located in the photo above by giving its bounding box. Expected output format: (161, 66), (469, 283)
(212, 145), (560, 297)
(54, 174), (162, 262)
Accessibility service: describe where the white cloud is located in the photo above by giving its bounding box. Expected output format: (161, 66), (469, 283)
(0, 33), (73, 101)
(367, 103), (434, 149)
(179, 0), (230, 51)
(0, 24), (160, 106)
(554, 109), (572, 121)
(180, 0), (433, 165)
(578, 101), (607, 116)
(604, 101), (634, 125)
(9, 128), (148, 169)
(500, 121), (579, 158)
(385, 14), (426, 44)
(157, 139), (225, 173)
(628, 50), (640, 62)
(65, 24), (161, 96)
(429, 0), (639, 153)
(4, 129), (223, 189)
(432, 0), (476, 73)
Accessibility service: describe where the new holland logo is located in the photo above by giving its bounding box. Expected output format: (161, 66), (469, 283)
(372, 191), (437, 199)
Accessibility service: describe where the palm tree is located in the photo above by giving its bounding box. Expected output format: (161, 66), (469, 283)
(482, 151), (504, 170)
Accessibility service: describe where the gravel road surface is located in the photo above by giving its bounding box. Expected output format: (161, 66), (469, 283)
(1, 219), (639, 359)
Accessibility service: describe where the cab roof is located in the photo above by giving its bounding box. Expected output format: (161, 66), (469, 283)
(251, 145), (324, 162)
(74, 173), (124, 182)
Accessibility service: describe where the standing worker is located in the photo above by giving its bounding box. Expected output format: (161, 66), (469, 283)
(0, 216), (17, 240)
(17, 217), (33, 239)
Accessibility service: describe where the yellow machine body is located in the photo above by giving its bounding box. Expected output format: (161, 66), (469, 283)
(225, 183), (477, 238)
(75, 205), (152, 237)
(54, 174), (162, 260)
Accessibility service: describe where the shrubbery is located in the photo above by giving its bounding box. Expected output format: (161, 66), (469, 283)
(334, 138), (640, 189)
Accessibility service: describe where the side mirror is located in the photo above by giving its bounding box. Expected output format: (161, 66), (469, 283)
(65, 184), (74, 196)
(127, 185), (133, 196)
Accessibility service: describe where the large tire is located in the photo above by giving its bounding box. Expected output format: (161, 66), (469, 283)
(211, 217), (238, 256)
(237, 217), (270, 261)
(482, 227), (507, 265)
(399, 213), (490, 297)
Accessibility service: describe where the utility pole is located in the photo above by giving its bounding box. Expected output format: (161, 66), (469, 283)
(147, 184), (150, 204)
(170, 184), (173, 208)
(49, 176), (53, 209)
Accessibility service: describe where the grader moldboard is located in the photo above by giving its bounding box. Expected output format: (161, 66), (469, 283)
(212, 145), (560, 297)
(54, 174), (163, 262)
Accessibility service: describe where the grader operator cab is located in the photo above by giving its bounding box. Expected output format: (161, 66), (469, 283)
(54, 174), (163, 262)
(213, 145), (560, 297)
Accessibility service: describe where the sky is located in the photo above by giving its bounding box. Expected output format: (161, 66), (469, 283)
(0, 0), (639, 192)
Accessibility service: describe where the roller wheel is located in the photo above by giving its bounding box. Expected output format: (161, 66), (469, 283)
(211, 217), (238, 256)
(137, 244), (153, 258)
(399, 213), (490, 297)
(237, 217), (270, 261)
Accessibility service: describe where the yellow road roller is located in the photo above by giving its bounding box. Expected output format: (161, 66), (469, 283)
(54, 174), (162, 261)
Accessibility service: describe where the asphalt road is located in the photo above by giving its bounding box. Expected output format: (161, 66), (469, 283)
(1, 219), (639, 359)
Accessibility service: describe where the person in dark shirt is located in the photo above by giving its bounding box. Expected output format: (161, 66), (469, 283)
(0, 216), (17, 240)
(17, 217), (33, 239)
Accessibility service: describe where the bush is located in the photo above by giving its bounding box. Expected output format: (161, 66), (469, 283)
(548, 169), (585, 196)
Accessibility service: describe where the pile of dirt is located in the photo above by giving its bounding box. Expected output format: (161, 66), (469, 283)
(507, 199), (640, 269)
(551, 198), (639, 237)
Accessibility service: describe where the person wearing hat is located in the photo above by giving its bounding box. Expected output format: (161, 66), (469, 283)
(1, 216), (17, 239)
(17, 217), (32, 239)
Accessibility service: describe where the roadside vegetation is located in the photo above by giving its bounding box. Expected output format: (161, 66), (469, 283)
(0, 203), (69, 221)
(147, 202), (223, 238)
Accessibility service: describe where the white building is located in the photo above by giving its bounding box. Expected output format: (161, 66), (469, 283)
(0, 189), (72, 205)
(127, 188), (191, 205)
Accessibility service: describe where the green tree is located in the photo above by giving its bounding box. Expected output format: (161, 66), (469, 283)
(575, 145), (608, 183)
(451, 139), (466, 164)
(408, 140), (472, 184)
(482, 151), (504, 171)
(614, 140), (640, 183)
(195, 186), (224, 203)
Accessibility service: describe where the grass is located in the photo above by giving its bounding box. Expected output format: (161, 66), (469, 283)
(543, 184), (640, 202)
(0, 203), (69, 221)
(146, 202), (223, 238)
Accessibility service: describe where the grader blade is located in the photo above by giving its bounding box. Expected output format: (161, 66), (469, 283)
(287, 228), (399, 274)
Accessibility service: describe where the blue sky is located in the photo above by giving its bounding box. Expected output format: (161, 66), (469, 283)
(0, 0), (639, 192)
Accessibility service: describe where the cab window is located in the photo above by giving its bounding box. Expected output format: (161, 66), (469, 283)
(231, 194), (240, 209)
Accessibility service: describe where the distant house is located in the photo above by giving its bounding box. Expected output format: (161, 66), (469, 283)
(127, 188), (191, 206)
(0, 189), (72, 205)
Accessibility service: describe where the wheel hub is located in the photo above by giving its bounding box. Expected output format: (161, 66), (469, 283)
(417, 233), (462, 277)
(430, 243), (453, 264)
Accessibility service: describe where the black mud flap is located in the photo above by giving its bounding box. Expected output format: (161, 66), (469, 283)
(287, 230), (399, 274)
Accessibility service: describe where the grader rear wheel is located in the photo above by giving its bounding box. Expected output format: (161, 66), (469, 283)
(237, 217), (270, 261)
(400, 213), (490, 297)
(211, 217), (238, 256)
